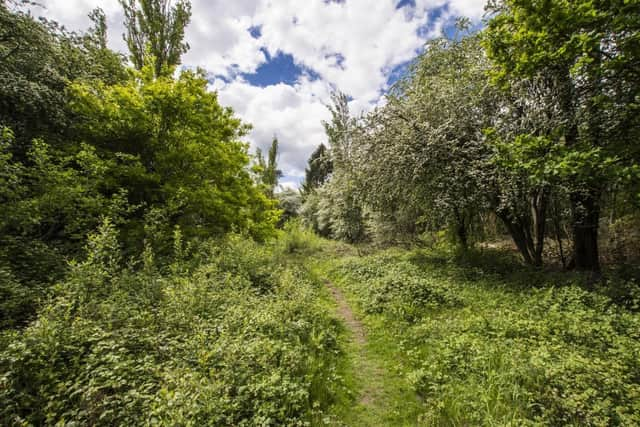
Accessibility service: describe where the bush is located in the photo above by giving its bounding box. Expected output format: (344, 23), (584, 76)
(331, 252), (463, 321)
(0, 224), (341, 425)
(277, 219), (322, 255)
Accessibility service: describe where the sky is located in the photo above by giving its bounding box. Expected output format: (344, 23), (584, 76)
(27, 0), (487, 189)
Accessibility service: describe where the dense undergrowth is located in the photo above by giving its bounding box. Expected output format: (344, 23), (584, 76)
(3, 217), (640, 426)
(0, 221), (341, 426)
(326, 246), (640, 426)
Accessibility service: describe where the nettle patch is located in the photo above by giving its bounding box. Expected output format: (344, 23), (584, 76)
(0, 226), (342, 426)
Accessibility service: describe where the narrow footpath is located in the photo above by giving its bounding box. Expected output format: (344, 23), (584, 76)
(324, 279), (423, 426)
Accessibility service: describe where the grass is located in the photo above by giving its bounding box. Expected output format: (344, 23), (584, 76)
(311, 257), (425, 426)
(3, 221), (638, 426)
(311, 244), (640, 426)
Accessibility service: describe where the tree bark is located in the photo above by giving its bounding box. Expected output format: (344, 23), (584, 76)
(453, 208), (468, 250)
(531, 187), (548, 267)
(551, 194), (567, 268)
(570, 190), (601, 272)
(497, 211), (534, 265)
(495, 188), (547, 267)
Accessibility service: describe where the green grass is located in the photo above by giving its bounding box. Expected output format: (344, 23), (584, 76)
(314, 245), (640, 426)
(311, 258), (425, 426)
(2, 223), (639, 426)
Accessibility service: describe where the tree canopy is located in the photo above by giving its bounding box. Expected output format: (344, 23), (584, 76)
(120, 0), (192, 77)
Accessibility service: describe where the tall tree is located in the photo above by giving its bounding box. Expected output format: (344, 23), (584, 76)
(88, 7), (107, 50)
(119, 0), (192, 77)
(485, 0), (640, 272)
(301, 143), (332, 195)
(256, 136), (282, 197)
(313, 92), (367, 243)
(355, 31), (496, 248)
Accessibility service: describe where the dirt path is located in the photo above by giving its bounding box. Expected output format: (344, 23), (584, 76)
(324, 280), (384, 409)
(325, 280), (366, 345)
(323, 277), (424, 426)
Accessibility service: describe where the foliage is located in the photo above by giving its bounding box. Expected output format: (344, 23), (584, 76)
(120, 0), (192, 77)
(363, 30), (494, 248)
(0, 127), (129, 327)
(69, 66), (279, 243)
(300, 92), (367, 243)
(332, 255), (463, 322)
(303, 9), (640, 271)
(256, 136), (283, 197)
(0, 223), (342, 425)
(2, 1), (640, 425)
(326, 246), (640, 425)
(484, 0), (640, 271)
(276, 219), (322, 256)
(301, 143), (332, 196)
(0, 1), (126, 150)
(0, 3), (278, 329)
(275, 189), (302, 226)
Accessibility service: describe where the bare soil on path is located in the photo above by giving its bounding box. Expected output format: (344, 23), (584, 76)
(323, 277), (424, 426)
(324, 280), (385, 411)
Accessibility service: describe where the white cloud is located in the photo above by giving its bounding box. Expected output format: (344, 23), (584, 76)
(184, 0), (265, 75)
(447, 0), (487, 19)
(26, 0), (486, 186)
(26, 0), (128, 52)
(214, 76), (332, 180)
(254, 0), (433, 103)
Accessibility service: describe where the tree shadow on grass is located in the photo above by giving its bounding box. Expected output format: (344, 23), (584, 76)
(407, 246), (640, 306)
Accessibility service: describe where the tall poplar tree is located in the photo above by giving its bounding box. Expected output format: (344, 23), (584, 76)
(256, 136), (282, 197)
(119, 0), (191, 77)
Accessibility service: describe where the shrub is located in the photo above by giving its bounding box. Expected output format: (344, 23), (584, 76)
(277, 219), (322, 255)
(0, 225), (341, 425)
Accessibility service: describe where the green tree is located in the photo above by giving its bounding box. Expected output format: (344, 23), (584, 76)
(275, 189), (302, 226)
(256, 136), (283, 197)
(355, 31), (495, 248)
(119, 0), (192, 77)
(70, 66), (278, 243)
(0, 4), (128, 326)
(301, 92), (366, 243)
(485, 0), (640, 271)
(88, 7), (108, 50)
(301, 143), (332, 196)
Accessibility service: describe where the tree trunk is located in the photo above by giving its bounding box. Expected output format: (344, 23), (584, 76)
(551, 194), (567, 268)
(496, 188), (547, 267)
(557, 69), (601, 273)
(531, 188), (548, 267)
(570, 190), (601, 272)
(453, 208), (468, 250)
(456, 221), (468, 250)
(497, 212), (534, 265)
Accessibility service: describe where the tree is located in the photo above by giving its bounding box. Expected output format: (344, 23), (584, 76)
(354, 31), (496, 249)
(0, 4), (130, 326)
(301, 143), (332, 196)
(484, 0), (640, 272)
(88, 7), (107, 50)
(119, 0), (192, 77)
(304, 92), (367, 243)
(484, 72), (577, 267)
(275, 189), (302, 226)
(70, 67), (279, 243)
(256, 136), (283, 197)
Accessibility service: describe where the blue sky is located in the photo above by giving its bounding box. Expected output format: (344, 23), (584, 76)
(29, 0), (487, 189)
